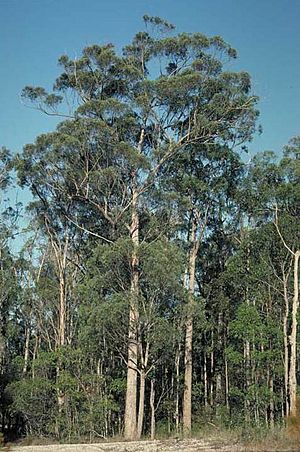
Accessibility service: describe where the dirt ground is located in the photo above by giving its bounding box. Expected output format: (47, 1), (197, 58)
(7, 437), (300, 452)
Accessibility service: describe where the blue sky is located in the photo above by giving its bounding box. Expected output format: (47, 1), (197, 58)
(0, 0), (300, 244)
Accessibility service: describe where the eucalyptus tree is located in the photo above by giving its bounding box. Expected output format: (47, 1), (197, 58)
(16, 16), (258, 438)
(236, 139), (300, 419)
(161, 138), (250, 431)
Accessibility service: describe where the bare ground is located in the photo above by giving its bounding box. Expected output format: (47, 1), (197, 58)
(7, 438), (300, 452)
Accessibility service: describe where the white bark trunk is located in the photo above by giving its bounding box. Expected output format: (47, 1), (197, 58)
(150, 379), (155, 440)
(283, 273), (290, 416)
(137, 370), (146, 438)
(23, 323), (30, 374)
(289, 250), (300, 416)
(124, 185), (139, 440)
(183, 215), (200, 435)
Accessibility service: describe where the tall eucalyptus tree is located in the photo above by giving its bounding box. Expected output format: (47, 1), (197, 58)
(16, 16), (258, 438)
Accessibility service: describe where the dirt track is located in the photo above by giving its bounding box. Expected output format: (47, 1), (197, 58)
(8, 438), (240, 451)
(8, 438), (300, 452)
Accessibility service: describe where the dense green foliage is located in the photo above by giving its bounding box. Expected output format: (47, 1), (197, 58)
(0, 17), (299, 443)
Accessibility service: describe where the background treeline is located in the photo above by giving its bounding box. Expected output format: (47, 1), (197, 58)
(0, 17), (299, 443)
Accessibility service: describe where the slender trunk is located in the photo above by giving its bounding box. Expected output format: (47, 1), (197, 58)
(281, 387), (285, 421)
(289, 250), (300, 417)
(57, 273), (67, 418)
(183, 216), (199, 435)
(215, 313), (223, 410)
(32, 332), (39, 380)
(269, 372), (274, 429)
(245, 241), (251, 423)
(59, 278), (66, 348)
(204, 351), (208, 407)
(137, 370), (146, 438)
(244, 340), (251, 423)
(46, 229), (70, 428)
(175, 345), (180, 432)
(224, 337), (229, 410)
(283, 273), (290, 416)
(216, 374), (222, 409)
(150, 379), (155, 440)
(23, 323), (30, 374)
(210, 335), (214, 407)
(254, 368), (259, 426)
(253, 343), (258, 425)
(124, 183), (140, 440)
(183, 315), (193, 435)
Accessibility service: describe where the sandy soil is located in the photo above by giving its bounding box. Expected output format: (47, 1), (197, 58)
(7, 438), (237, 451)
(7, 437), (300, 452)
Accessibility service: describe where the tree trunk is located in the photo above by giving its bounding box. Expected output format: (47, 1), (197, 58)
(150, 379), (155, 440)
(124, 184), (140, 440)
(22, 323), (30, 374)
(224, 335), (229, 410)
(59, 278), (66, 348)
(269, 372), (274, 429)
(175, 345), (180, 432)
(289, 250), (300, 416)
(137, 370), (146, 439)
(124, 130), (145, 440)
(57, 271), (67, 419)
(183, 215), (200, 435)
(183, 314), (193, 435)
(210, 335), (214, 407)
(244, 339), (251, 423)
(283, 272), (290, 416)
(204, 351), (208, 407)
(32, 332), (39, 380)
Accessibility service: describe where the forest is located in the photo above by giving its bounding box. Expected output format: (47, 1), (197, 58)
(0, 16), (299, 444)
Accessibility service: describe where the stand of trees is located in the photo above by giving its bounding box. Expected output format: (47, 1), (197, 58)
(0, 17), (299, 443)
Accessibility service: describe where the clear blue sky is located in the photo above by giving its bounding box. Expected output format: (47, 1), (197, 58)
(0, 0), (300, 229)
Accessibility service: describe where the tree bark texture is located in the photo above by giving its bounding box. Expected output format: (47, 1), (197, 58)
(289, 250), (300, 416)
(183, 214), (200, 435)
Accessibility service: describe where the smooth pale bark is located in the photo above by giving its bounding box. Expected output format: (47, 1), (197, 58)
(137, 339), (150, 439)
(274, 211), (300, 417)
(289, 250), (300, 417)
(183, 314), (193, 434)
(137, 370), (146, 438)
(47, 229), (69, 351)
(47, 231), (69, 424)
(22, 324), (30, 374)
(57, 250), (68, 416)
(150, 379), (155, 440)
(244, 241), (251, 423)
(124, 185), (139, 440)
(244, 339), (251, 423)
(283, 271), (290, 416)
(59, 278), (66, 348)
(269, 373), (274, 429)
(204, 351), (208, 407)
(210, 336), (214, 407)
(225, 355), (229, 410)
(124, 130), (144, 440)
(175, 346), (180, 432)
(183, 215), (200, 435)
